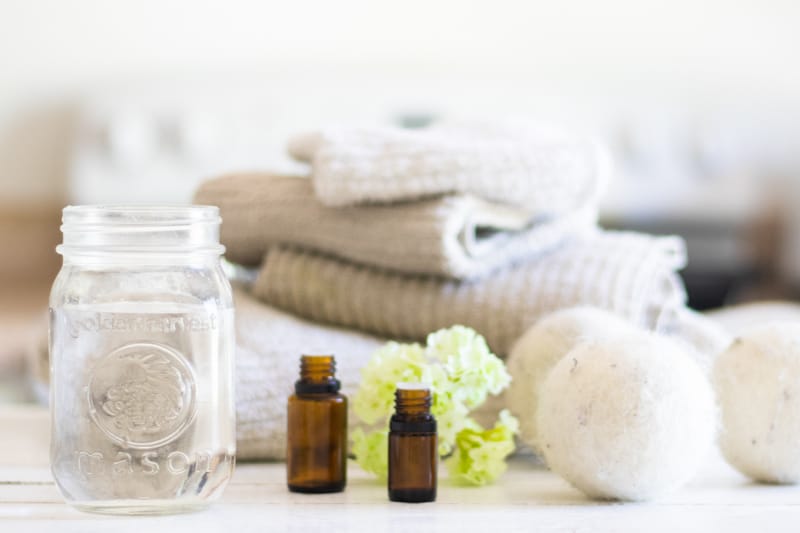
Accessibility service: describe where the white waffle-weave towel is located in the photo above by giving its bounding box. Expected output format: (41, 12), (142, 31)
(288, 121), (612, 212)
(233, 288), (384, 460)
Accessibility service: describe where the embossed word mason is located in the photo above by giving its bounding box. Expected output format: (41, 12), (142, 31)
(50, 206), (236, 514)
(76, 450), (218, 477)
(68, 313), (218, 338)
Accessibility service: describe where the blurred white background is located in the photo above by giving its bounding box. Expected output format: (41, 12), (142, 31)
(2, 0), (799, 203)
(1, 0), (799, 396)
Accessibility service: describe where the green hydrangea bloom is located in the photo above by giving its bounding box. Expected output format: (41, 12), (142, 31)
(353, 341), (427, 424)
(426, 326), (511, 409)
(350, 427), (389, 479)
(351, 325), (515, 484)
(446, 410), (520, 485)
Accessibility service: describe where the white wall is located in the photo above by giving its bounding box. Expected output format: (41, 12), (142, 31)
(1, 0), (799, 206)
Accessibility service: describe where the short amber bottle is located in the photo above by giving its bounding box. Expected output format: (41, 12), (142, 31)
(388, 384), (437, 503)
(286, 355), (347, 493)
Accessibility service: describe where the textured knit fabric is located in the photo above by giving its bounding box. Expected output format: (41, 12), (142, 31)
(194, 173), (597, 279)
(251, 230), (688, 356)
(233, 287), (384, 460)
(287, 123), (611, 212)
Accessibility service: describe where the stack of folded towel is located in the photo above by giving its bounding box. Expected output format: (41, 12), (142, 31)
(195, 121), (698, 459)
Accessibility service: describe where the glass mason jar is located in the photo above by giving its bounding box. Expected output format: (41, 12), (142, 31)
(49, 206), (236, 515)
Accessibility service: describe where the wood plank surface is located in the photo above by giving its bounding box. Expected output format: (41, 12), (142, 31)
(2, 405), (800, 532)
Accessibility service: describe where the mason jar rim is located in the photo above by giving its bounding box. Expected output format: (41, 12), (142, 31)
(58, 204), (225, 257)
(61, 204), (221, 226)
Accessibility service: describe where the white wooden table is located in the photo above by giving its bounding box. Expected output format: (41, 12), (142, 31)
(2, 405), (800, 533)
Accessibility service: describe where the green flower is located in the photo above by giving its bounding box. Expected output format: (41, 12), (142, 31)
(351, 326), (515, 485)
(445, 410), (519, 486)
(353, 342), (427, 424)
(350, 428), (389, 479)
(426, 326), (511, 409)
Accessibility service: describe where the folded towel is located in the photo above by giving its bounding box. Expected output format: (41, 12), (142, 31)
(288, 122), (611, 212)
(251, 231), (688, 355)
(234, 287), (384, 460)
(194, 173), (597, 279)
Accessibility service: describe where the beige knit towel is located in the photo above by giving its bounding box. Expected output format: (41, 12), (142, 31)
(195, 173), (597, 279)
(288, 122), (611, 212)
(252, 230), (688, 355)
(233, 287), (384, 460)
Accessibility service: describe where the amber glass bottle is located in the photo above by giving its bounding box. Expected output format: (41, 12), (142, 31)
(388, 384), (437, 503)
(286, 355), (347, 493)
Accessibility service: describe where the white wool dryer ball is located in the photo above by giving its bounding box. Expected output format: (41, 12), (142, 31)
(714, 322), (800, 483)
(537, 334), (716, 501)
(506, 307), (637, 451)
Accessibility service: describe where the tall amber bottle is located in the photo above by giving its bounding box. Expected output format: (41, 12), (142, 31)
(388, 384), (437, 503)
(287, 355), (347, 493)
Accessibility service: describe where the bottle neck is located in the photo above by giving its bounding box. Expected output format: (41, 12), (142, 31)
(390, 385), (436, 433)
(295, 355), (341, 394)
(394, 386), (432, 417)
